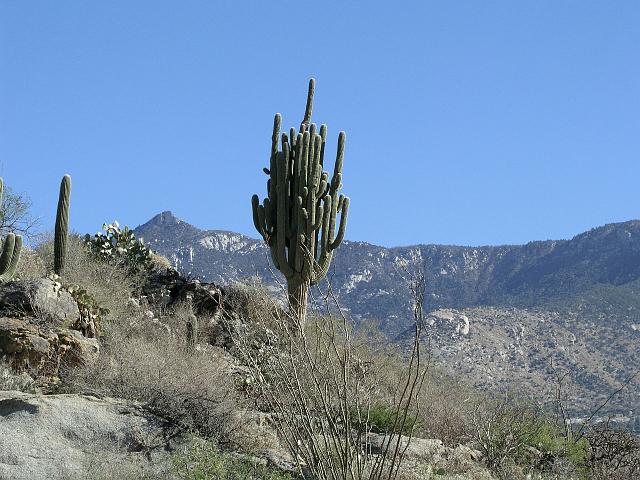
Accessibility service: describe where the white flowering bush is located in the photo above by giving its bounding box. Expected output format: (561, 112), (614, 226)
(84, 221), (154, 276)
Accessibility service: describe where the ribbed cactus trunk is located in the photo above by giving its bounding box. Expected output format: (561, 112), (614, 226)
(54, 175), (71, 276)
(288, 280), (310, 326)
(252, 80), (350, 329)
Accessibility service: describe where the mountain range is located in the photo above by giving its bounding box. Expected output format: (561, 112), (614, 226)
(134, 211), (640, 431)
(135, 211), (640, 331)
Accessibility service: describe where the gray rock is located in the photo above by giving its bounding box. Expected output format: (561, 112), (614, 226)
(365, 433), (493, 479)
(0, 390), (183, 480)
(0, 317), (99, 380)
(0, 279), (80, 327)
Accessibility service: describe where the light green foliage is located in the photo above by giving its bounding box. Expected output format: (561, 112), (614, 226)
(350, 403), (418, 435)
(0, 178), (22, 283)
(54, 174), (71, 276)
(172, 437), (294, 480)
(524, 421), (589, 471)
(84, 221), (154, 276)
(251, 79), (349, 321)
(474, 397), (590, 476)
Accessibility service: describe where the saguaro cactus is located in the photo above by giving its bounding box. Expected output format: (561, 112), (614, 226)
(185, 294), (198, 349)
(54, 174), (71, 276)
(251, 79), (350, 327)
(0, 179), (22, 283)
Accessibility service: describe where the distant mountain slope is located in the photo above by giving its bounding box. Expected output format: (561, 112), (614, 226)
(135, 212), (640, 333)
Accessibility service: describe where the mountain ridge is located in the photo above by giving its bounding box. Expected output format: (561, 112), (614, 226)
(134, 211), (640, 333)
(138, 210), (640, 250)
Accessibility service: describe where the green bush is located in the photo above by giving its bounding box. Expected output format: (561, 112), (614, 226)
(350, 403), (418, 435)
(525, 421), (589, 468)
(172, 437), (294, 480)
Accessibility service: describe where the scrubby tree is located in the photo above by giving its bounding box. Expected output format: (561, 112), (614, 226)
(0, 182), (37, 239)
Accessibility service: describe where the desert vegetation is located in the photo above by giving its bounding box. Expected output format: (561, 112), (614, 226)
(0, 83), (639, 480)
(3, 220), (639, 478)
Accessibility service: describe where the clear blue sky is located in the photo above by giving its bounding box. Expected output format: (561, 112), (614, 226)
(1, 1), (639, 247)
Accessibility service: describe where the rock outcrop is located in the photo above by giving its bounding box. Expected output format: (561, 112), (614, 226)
(0, 318), (98, 380)
(0, 390), (183, 480)
(0, 279), (80, 326)
(0, 279), (98, 383)
(142, 266), (223, 319)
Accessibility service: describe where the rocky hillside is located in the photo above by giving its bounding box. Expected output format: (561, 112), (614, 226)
(420, 306), (639, 433)
(135, 212), (640, 433)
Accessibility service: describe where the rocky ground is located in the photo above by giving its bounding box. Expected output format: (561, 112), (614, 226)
(0, 266), (495, 480)
(0, 390), (181, 480)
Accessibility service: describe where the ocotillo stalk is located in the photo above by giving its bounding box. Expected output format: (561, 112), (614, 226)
(0, 178), (22, 283)
(251, 79), (350, 327)
(54, 175), (71, 276)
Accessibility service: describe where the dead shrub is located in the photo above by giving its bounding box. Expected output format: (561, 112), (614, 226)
(14, 246), (48, 280)
(231, 270), (428, 480)
(586, 423), (640, 480)
(61, 311), (240, 443)
(416, 370), (478, 446)
(37, 233), (138, 321)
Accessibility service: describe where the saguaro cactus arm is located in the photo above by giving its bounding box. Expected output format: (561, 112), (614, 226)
(0, 234), (22, 282)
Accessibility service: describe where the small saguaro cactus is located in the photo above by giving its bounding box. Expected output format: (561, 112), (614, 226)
(185, 294), (198, 349)
(186, 313), (198, 348)
(0, 178), (22, 283)
(251, 79), (350, 327)
(54, 174), (71, 276)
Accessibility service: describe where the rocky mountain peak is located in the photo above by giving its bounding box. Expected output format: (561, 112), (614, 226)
(135, 211), (203, 245)
(145, 210), (182, 227)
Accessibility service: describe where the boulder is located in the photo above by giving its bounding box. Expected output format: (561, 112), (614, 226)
(0, 279), (80, 327)
(0, 390), (184, 480)
(142, 267), (223, 318)
(0, 317), (98, 380)
(365, 433), (493, 479)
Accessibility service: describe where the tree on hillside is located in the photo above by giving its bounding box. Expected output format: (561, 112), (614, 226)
(0, 184), (38, 240)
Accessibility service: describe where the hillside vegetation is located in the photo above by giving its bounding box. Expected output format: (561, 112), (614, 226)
(0, 225), (637, 479)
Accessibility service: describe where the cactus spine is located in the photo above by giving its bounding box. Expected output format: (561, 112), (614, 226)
(0, 179), (22, 283)
(251, 79), (350, 327)
(54, 174), (71, 276)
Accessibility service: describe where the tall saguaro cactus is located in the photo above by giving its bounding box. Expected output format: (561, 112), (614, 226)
(251, 79), (350, 327)
(0, 179), (22, 283)
(54, 174), (71, 276)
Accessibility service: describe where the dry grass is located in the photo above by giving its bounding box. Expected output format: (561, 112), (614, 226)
(0, 361), (36, 392)
(61, 305), (240, 443)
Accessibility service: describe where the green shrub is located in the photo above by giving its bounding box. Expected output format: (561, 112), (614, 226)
(350, 403), (418, 435)
(525, 421), (588, 468)
(172, 437), (294, 480)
